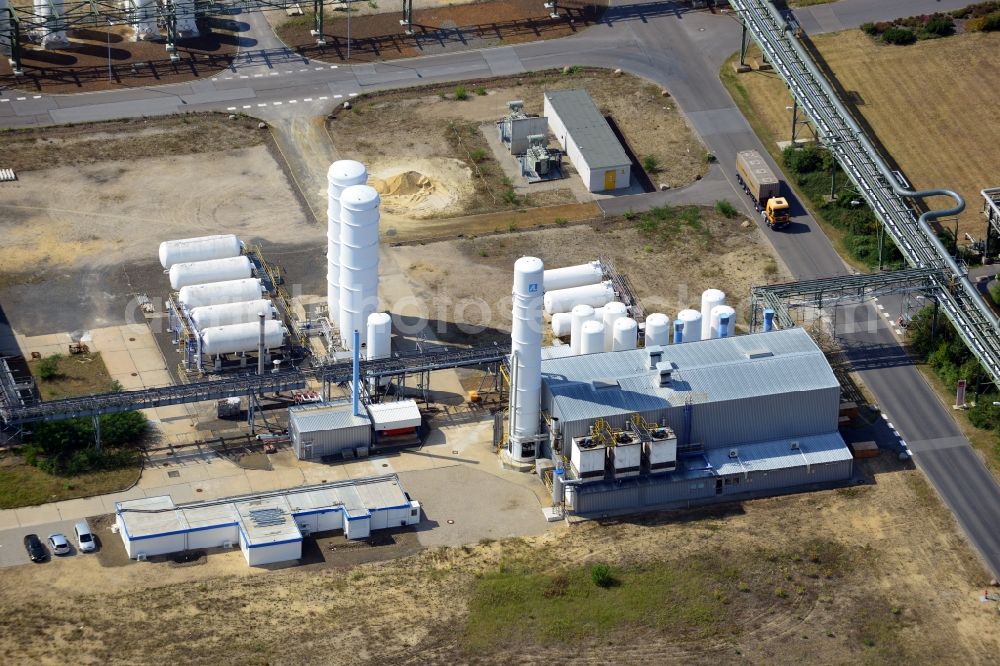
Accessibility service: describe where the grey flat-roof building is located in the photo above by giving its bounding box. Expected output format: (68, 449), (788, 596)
(543, 89), (631, 192)
(289, 401), (371, 460)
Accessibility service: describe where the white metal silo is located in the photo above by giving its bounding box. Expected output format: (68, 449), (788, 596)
(168, 255), (253, 290)
(338, 184), (380, 350)
(569, 304), (595, 355)
(644, 313), (671, 347)
(178, 278), (262, 309)
(678, 309), (702, 343)
(33, 0), (68, 49)
(700, 289), (726, 340)
(543, 260), (603, 292)
(602, 301), (628, 352)
(327, 160), (368, 327)
(189, 299), (275, 330)
(366, 312), (392, 361)
(509, 256), (544, 462)
(159, 234), (241, 269)
(710, 305), (737, 339)
(612, 317), (638, 351)
(580, 321), (605, 355)
(200, 320), (285, 356)
(543, 280), (615, 314)
(130, 0), (159, 41)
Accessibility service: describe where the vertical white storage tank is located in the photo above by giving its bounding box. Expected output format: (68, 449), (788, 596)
(580, 321), (605, 355)
(543, 260), (603, 292)
(700, 289), (726, 340)
(510, 257), (544, 462)
(189, 299), (275, 329)
(366, 312), (392, 361)
(131, 0), (159, 40)
(678, 309), (702, 343)
(168, 256), (253, 290)
(327, 160), (368, 327)
(543, 281), (615, 314)
(159, 234), (241, 269)
(178, 278), (262, 309)
(710, 305), (737, 339)
(338, 184), (381, 350)
(602, 301), (628, 352)
(569, 304), (595, 355)
(612, 317), (638, 351)
(644, 313), (671, 347)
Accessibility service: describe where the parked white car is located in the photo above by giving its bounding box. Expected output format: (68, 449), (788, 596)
(47, 533), (70, 556)
(74, 521), (96, 553)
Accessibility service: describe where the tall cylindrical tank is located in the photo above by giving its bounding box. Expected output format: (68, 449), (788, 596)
(602, 301), (628, 352)
(543, 281), (615, 314)
(612, 317), (638, 351)
(700, 289), (726, 340)
(570, 304), (596, 355)
(366, 312), (392, 361)
(543, 260), (603, 292)
(678, 309), (702, 343)
(710, 305), (737, 339)
(189, 299), (275, 330)
(339, 184), (381, 350)
(580, 320), (605, 355)
(178, 278), (262, 309)
(200, 320), (285, 356)
(327, 160), (368, 326)
(168, 255), (252, 290)
(159, 234), (241, 269)
(644, 313), (671, 347)
(510, 257), (544, 461)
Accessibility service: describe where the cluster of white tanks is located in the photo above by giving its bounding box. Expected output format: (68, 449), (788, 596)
(326, 160), (382, 351)
(160, 234), (287, 358)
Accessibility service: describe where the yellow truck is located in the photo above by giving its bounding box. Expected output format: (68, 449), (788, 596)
(736, 149), (790, 229)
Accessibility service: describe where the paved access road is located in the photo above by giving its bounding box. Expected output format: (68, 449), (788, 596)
(2, 0), (999, 574)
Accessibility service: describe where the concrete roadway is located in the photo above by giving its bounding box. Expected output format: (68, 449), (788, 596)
(3, 0), (1000, 574)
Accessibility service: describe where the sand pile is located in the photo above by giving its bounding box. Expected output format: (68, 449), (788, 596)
(373, 170), (435, 199)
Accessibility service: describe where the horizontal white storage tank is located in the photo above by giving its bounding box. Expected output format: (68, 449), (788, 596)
(612, 317), (638, 351)
(678, 308), (702, 343)
(159, 234), (241, 269)
(189, 299), (275, 330)
(644, 313), (671, 347)
(580, 320), (605, 355)
(168, 255), (253, 290)
(201, 320), (286, 356)
(178, 278), (263, 309)
(544, 281), (615, 314)
(543, 260), (603, 292)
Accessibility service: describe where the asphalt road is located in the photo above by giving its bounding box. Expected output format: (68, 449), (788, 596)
(2, 0), (999, 574)
(0, 518), (88, 567)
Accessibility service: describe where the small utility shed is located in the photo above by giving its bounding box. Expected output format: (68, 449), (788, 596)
(366, 399), (422, 438)
(289, 401), (371, 460)
(543, 89), (631, 192)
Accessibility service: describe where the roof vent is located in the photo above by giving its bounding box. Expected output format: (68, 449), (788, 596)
(656, 360), (673, 387)
(790, 441), (800, 450)
(745, 350), (773, 360)
(728, 448), (739, 459)
(591, 379), (620, 390)
(647, 346), (664, 369)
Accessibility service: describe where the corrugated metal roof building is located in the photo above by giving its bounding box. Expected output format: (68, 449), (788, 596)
(542, 327), (841, 447)
(289, 401), (371, 460)
(544, 89), (631, 192)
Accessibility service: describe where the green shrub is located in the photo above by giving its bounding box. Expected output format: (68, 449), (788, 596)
(982, 11), (1000, 30)
(715, 200), (738, 218)
(469, 148), (487, 163)
(882, 26), (917, 45)
(454, 85), (468, 101)
(923, 14), (955, 36)
(502, 189), (517, 204)
(990, 280), (1000, 306)
(641, 155), (660, 173)
(591, 563), (614, 588)
(38, 354), (61, 381)
(782, 144), (824, 174)
(474, 86), (487, 96)
(554, 217), (568, 227)
(860, 22), (878, 35)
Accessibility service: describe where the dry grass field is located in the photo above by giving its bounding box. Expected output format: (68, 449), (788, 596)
(727, 30), (1000, 239)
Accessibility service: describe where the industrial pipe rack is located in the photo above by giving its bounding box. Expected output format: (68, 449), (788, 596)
(730, 0), (1000, 387)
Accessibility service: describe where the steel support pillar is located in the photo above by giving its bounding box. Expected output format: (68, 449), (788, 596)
(312, 0), (326, 45)
(790, 99), (799, 144)
(739, 23), (748, 67)
(164, 1), (179, 60)
(544, 0), (559, 19)
(4, 13), (23, 76)
(400, 0), (414, 34)
(93, 414), (102, 451)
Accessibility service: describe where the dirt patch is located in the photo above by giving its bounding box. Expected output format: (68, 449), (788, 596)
(274, 0), (607, 63)
(371, 159), (474, 218)
(27, 351), (114, 400)
(0, 17), (243, 93)
(331, 68), (706, 235)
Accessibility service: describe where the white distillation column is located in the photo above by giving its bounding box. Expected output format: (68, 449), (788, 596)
(509, 256), (544, 462)
(33, 0), (69, 49)
(339, 184), (380, 351)
(174, 0), (200, 39)
(131, 0), (159, 41)
(327, 160), (368, 328)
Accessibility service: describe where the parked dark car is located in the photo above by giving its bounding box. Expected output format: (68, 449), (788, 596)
(23, 534), (47, 562)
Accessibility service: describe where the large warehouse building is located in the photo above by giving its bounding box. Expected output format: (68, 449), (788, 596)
(115, 475), (421, 566)
(538, 327), (854, 514)
(543, 89), (631, 192)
